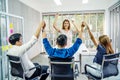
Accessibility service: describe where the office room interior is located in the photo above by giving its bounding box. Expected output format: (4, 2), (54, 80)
(0, 0), (120, 80)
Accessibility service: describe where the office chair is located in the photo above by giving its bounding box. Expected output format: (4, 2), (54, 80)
(84, 52), (120, 80)
(48, 57), (79, 80)
(7, 54), (45, 80)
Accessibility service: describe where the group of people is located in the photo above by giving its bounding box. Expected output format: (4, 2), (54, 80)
(7, 13), (114, 79)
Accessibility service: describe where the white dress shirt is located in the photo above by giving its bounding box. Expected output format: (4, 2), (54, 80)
(7, 35), (38, 77)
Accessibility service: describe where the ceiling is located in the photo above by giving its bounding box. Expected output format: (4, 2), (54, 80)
(19, 0), (119, 12)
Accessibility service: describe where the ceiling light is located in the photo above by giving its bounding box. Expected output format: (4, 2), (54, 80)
(54, 0), (62, 6)
(82, 0), (88, 4)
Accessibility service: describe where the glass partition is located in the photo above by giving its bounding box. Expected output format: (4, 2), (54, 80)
(0, 12), (24, 80)
(0, 0), (6, 80)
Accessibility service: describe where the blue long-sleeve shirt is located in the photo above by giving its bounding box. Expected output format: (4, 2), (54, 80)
(93, 44), (107, 65)
(43, 38), (82, 58)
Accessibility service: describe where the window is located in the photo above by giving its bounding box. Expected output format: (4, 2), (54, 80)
(42, 11), (105, 51)
(109, 1), (120, 52)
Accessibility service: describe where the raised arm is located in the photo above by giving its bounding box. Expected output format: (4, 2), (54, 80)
(85, 22), (98, 47)
(34, 21), (46, 39)
(42, 24), (54, 56)
(53, 13), (61, 32)
(71, 20), (80, 33)
(19, 21), (46, 55)
(77, 23), (84, 39)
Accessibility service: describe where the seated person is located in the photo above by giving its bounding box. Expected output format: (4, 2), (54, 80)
(83, 22), (114, 77)
(42, 22), (83, 58)
(42, 22), (83, 80)
(7, 21), (49, 80)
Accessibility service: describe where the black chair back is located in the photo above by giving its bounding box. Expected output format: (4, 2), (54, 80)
(102, 53), (120, 78)
(49, 57), (74, 80)
(7, 55), (24, 78)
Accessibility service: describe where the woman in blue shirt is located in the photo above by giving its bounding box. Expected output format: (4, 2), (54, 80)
(84, 22), (114, 77)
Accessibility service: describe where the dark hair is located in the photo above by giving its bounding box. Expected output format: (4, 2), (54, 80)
(9, 33), (22, 45)
(62, 19), (70, 30)
(56, 34), (67, 47)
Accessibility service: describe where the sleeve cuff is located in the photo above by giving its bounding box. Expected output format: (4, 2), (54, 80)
(43, 38), (47, 42)
(77, 38), (82, 43)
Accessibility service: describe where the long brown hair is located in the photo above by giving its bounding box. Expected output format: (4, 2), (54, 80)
(62, 19), (70, 30)
(99, 35), (114, 54)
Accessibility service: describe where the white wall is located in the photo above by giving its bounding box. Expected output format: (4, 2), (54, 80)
(8, 0), (41, 59)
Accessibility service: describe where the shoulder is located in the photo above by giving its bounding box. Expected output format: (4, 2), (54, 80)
(7, 46), (19, 56)
(97, 44), (106, 52)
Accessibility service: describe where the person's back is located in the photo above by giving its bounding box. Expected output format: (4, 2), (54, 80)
(83, 22), (114, 77)
(42, 23), (84, 58)
(45, 34), (82, 58)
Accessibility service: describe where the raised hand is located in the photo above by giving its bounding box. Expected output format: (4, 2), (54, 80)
(81, 21), (86, 28)
(71, 19), (75, 23)
(55, 13), (59, 18)
(71, 19), (75, 26)
(41, 21), (46, 30)
(34, 21), (46, 39)
(53, 13), (61, 32)
(81, 21), (90, 30)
